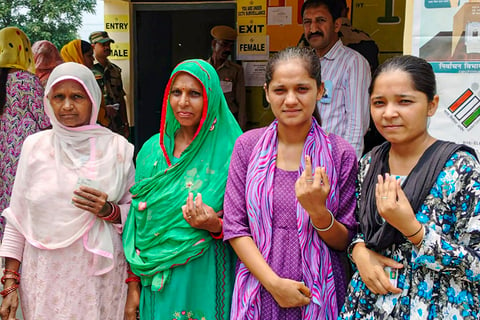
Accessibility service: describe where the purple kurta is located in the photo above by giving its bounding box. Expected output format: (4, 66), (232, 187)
(223, 127), (358, 318)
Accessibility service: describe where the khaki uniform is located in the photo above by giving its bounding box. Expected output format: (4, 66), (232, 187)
(208, 58), (246, 129)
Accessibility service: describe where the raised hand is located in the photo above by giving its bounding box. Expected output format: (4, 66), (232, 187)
(182, 192), (222, 233)
(375, 173), (421, 237)
(295, 155), (330, 215)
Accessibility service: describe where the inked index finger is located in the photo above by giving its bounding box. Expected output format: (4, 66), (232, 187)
(195, 192), (203, 208)
(194, 193), (206, 215)
(375, 174), (386, 199)
(314, 167), (330, 188)
(186, 192), (194, 212)
(386, 174), (398, 200)
(304, 155), (313, 180)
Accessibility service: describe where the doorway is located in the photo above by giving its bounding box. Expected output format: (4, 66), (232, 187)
(132, 3), (237, 150)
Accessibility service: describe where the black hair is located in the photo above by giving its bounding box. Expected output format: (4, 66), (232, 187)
(81, 40), (92, 54)
(265, 47), (321, 88)
(0, 68), (9, 115)
(301, 0), (342, 21)
(370, 55), (436, 101)
(265, 46), (323, 124)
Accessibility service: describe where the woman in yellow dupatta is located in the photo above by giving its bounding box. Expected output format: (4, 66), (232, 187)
(0, 26), (50, 239)
(60, 39), (94, 69)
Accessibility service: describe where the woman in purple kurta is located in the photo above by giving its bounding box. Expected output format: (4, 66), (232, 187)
(224, 129), (357, 317)
(223, 47), (358, 319)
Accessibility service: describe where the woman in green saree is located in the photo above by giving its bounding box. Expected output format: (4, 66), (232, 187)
(123, 59), (242, 320)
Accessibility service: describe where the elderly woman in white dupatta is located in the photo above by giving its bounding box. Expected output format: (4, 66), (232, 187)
(0, 62), (135, 320)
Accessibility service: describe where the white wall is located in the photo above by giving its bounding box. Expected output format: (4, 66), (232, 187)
(78, 0), (104, 41)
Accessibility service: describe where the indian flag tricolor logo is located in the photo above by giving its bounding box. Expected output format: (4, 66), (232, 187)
(448, 89), (480, 129)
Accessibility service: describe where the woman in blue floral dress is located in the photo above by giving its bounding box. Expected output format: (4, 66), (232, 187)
(339, 55), (480, 319)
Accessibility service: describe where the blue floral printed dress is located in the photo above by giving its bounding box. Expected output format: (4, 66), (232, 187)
(339, 151), (480, 320)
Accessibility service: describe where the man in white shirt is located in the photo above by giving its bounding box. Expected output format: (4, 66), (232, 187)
(302, 0), (371, 158)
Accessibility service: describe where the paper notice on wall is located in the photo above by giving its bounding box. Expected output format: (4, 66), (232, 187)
(243, 61), (268, 87)
(267, 7), (292, 25)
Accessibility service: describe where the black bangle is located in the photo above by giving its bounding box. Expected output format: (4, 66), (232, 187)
(347, 239), (364, 263)
(404, 224), (423, 238)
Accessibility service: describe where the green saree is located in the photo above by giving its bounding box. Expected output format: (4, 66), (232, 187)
(123, 59), (242, 319)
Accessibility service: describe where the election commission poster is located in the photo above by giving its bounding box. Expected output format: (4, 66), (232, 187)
(405, 0), (480, 153)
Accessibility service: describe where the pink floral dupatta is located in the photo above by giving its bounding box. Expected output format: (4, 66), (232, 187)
(231, 119), (338, 319)
(3, 63), (133, 276)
